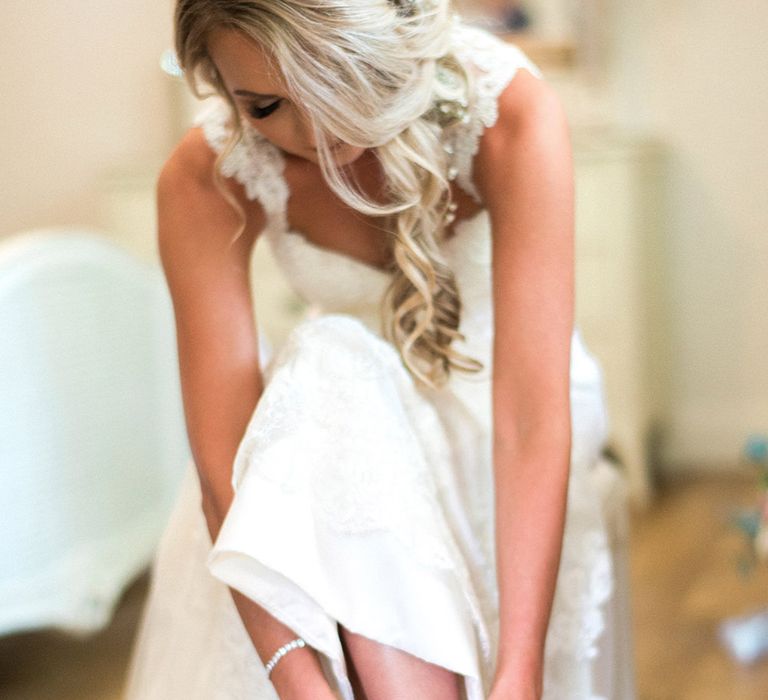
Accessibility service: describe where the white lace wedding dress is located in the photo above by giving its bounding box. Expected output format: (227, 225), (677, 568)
(124, 21), (615, 700)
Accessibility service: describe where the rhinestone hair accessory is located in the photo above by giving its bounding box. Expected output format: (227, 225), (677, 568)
(430, 62), (470, 128)
(388, 0), (440, 17)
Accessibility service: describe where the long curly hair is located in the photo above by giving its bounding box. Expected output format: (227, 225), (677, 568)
(174, 0), (484, 389)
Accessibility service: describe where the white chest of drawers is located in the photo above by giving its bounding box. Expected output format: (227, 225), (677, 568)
(572, 128), (666, 508)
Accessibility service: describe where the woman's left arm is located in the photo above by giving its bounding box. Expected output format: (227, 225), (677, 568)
(473, 68), (575, 699)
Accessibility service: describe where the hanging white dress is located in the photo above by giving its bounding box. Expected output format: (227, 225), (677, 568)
(124, 20), (615, 700)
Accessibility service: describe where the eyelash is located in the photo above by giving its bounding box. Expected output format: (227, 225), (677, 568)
(247, 100), (282, 120)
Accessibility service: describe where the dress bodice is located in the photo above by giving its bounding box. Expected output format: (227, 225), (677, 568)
(193, 21), (543, 329)
(189, 20), (615, 434)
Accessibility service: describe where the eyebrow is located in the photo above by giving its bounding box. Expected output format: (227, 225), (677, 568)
(233, 89), (280, 99)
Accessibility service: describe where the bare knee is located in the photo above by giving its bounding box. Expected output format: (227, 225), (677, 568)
(339, 624), (369, 700)
(338, 625), (462, 700)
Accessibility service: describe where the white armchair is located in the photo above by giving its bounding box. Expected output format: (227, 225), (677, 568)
(0, 228), (190, 636)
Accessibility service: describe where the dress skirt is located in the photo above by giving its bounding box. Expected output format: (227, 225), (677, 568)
(123, 313), (613, 700)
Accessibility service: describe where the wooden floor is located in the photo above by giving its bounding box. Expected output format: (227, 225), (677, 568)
(630, 473), (768, 700)
(1, 474), (767, 699)
(0, 573), (149, 700)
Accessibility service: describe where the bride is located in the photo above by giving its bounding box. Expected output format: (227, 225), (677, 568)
(124, 0), (615, 698)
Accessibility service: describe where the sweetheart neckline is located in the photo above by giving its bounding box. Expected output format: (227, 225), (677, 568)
(279, 208), (489, 277)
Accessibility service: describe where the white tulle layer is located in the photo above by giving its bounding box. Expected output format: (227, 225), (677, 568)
(124, 313), (613, 700)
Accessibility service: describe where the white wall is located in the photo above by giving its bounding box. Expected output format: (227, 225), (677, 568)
(601, 1), (768, 471)
(0, 1), (174, 237)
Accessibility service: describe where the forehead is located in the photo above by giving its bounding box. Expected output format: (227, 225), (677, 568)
(207, 27), (285, 94)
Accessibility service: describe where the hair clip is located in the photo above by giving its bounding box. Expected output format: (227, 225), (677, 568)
(389, 0), (418, 17)
(388, 0), (439, 17)
(428, 63), (469, 127)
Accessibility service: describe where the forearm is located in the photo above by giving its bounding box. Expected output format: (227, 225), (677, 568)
(192, 394), (337, 700)
(492, 431), (570, 687)
(185, 365), (287, 667)
(198, 482), (336, 699)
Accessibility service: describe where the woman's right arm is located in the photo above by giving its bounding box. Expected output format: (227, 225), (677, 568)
(157, 128), (263, 536)
(156, 129), (338, 700)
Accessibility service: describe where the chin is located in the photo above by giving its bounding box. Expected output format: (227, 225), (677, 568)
(335, 146), (367, 166)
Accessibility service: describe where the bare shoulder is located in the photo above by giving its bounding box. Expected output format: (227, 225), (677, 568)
(482, 66), (569, 148)
(156, 128), (264, 275)
(473, 67), (572, 210)
(159, 127), (227, 207)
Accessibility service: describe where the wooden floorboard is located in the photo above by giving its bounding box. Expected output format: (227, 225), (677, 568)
(630, 474), (768, 700)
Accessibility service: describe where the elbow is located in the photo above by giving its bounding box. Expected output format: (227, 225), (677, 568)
(493, 410), (571, 455)
(492, 409), (572, 482)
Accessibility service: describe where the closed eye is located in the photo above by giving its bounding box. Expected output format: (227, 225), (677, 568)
(247, 100), (282, 120)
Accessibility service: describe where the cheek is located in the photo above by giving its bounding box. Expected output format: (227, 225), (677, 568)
(247, 112), (307, 149)
(245, 118), (286, 144)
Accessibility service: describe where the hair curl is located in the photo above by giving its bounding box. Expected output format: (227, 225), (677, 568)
(174, 0), (484, 389)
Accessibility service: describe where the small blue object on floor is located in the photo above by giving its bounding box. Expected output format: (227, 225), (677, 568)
(719, 608), (768, 664)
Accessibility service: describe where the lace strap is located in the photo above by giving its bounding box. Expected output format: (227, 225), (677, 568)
(192, 97), (289, 234)
(448, 24), (544, 203)
(190, 26), (542, 219)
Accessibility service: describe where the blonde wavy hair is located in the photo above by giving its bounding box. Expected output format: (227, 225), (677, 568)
(174, 0), (484, 389)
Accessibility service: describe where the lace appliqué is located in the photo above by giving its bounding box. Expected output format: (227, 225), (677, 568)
(541, 433), (614, 700)
(229, 314), (493, 673)
(193, 98), (289, 234)
(446, 24), (544, 204)
(231, 316), (453, 568)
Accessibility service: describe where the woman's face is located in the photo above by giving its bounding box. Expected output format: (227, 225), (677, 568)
(207, 28), (367, 167)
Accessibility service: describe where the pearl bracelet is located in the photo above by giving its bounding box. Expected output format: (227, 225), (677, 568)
(264, 637), (307, 679)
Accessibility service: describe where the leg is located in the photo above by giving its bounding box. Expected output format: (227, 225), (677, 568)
(339, 623), (369, 700)
(339, 624), (463, 700)
(230, 589), (337, 700)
